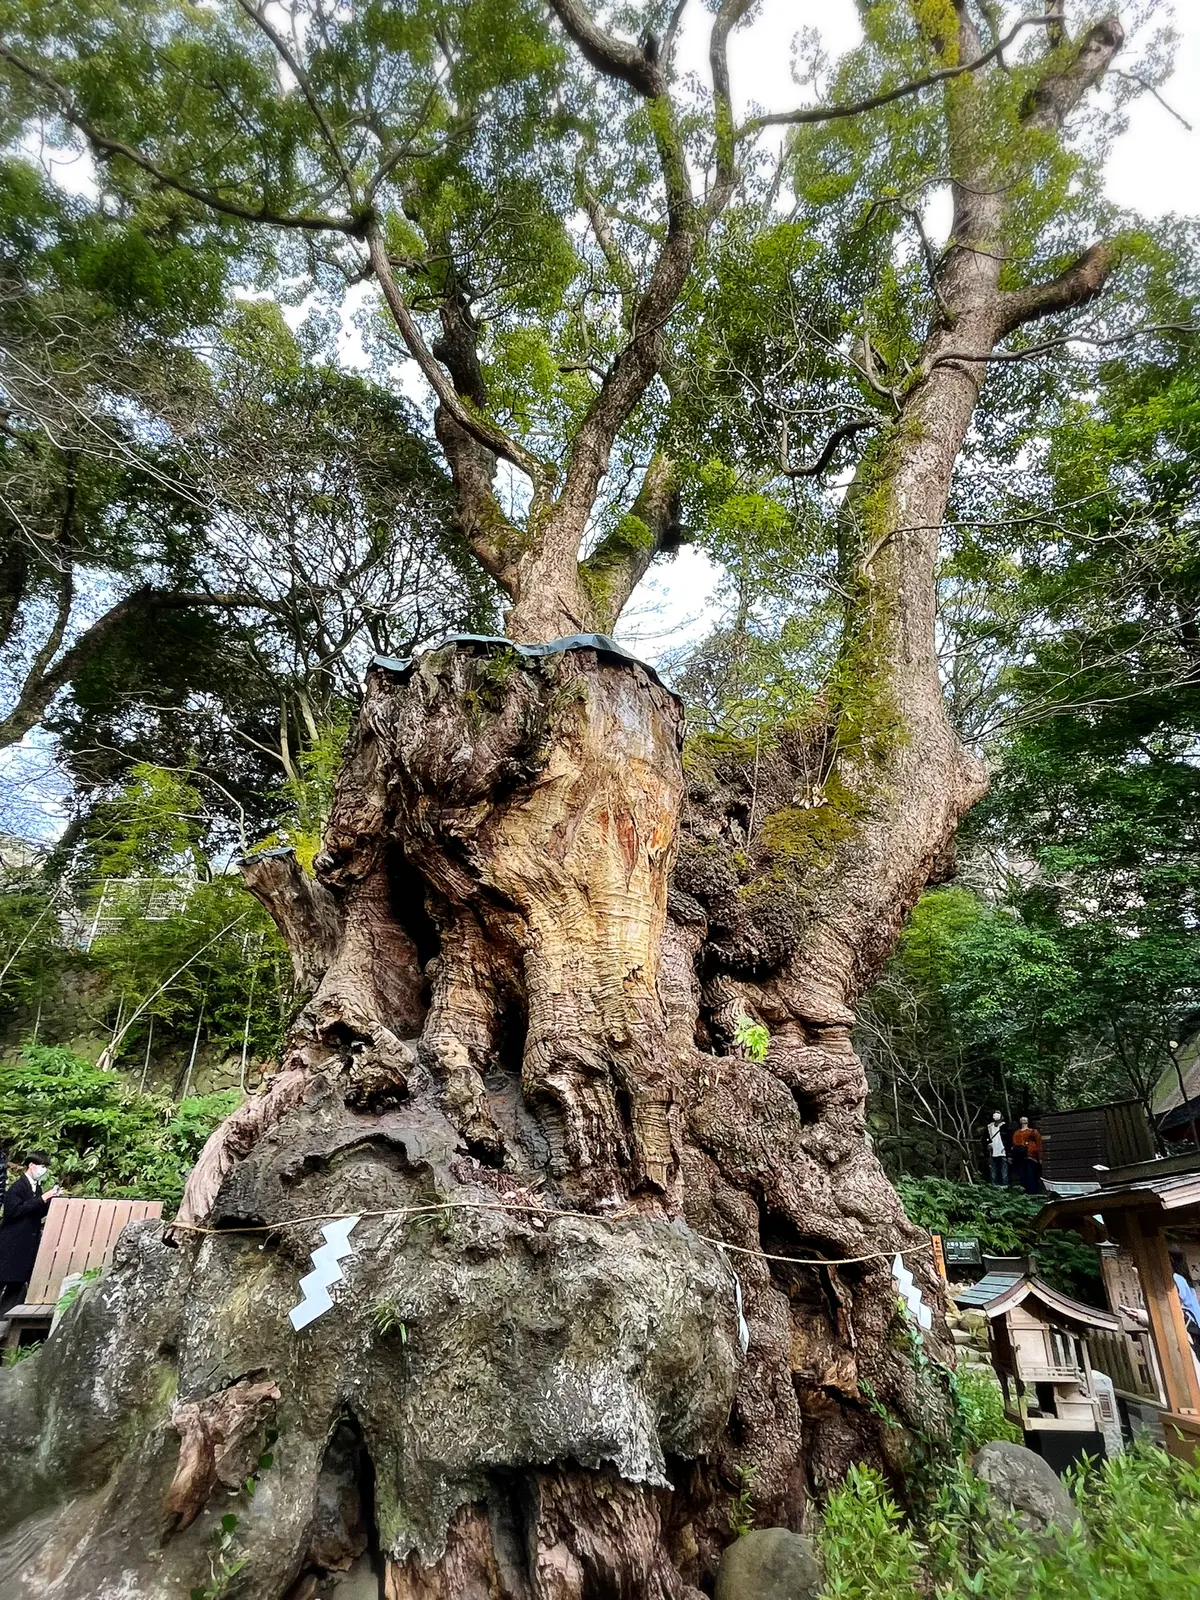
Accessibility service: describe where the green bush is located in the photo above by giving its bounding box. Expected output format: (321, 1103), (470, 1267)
(0, 1045), (236, 1211)
(818, 1444), (1200, 1600)
(819, 1464), (924, 1598)
(898, 1176), (1103, 1304)
(949, 1364), (1021, 1454)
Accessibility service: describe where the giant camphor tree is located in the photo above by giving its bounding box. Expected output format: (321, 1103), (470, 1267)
(0, 1), (1161, 1595)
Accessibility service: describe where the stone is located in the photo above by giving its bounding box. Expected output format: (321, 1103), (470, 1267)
(714, 1527), (822, 1600)
(970, 1440), (1079, 1540)
(1091, 1370), (1125, 1459)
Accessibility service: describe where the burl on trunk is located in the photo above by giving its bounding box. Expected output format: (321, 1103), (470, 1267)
(0, 640), (949, 1600)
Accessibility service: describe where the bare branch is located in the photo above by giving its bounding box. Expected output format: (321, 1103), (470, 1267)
(781, 414), (879, 478)
(735, 14), (1060, 141)
(926, 318), (1198, 372)
(577, 165), (638, 328)
(1109, 68), (1192, 131)
(662, 0), (689, 68)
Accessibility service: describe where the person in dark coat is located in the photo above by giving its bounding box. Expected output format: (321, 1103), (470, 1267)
(0, 1153), (62, 1316)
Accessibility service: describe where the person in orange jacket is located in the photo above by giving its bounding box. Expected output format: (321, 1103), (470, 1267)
(1010, 1117), (1043, 1194)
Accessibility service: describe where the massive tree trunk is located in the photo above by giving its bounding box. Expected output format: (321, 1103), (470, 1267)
(0, 637), (955, 1600)
(0, 8), (1125, 1599)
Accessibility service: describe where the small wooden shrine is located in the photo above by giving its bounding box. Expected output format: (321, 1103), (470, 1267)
(1040, 1149), (1200, 1462)
(954, 1271), (1121, 1469)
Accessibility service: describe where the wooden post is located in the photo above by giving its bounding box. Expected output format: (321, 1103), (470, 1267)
(930, 1234), (947, 1281)
(1122, 1212), (1200, 1417)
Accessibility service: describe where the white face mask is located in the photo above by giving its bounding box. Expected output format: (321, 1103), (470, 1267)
(28, 1165), (47, 1182)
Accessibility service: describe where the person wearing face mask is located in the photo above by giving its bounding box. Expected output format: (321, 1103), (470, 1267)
(0, 1152), (62, 1317)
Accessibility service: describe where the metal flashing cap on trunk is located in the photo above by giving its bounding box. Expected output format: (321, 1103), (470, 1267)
(368, 631), (676, 697)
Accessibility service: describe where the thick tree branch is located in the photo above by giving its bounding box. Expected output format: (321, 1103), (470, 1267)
(430, 291), (527, 591)
(238, 847), (342, 996)
(709, 0), (756, 209)
(0, 46), (359, 234)
(997, 241), (1116, 332)
(734, 14), (1058, 141)
(579, 453), (683, 628)
(1021, 15), (1126, 132)
(520, 0), (762, 639)
(545, 0), (662, 97)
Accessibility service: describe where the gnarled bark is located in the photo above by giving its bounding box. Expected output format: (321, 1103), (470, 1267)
(0, 641), (952, 1600)
(0, 10), (1127, 1599)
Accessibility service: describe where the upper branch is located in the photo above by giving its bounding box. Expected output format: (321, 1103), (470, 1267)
(364, 223), (550, 484)
(578, 453), (682, 628)
(709, 0), (756, 210)
(234, 0), (360, 204)
(735, 14), (1058, 141)
(542, 0), (701, 548)
(546, 0), (662, 96)
(781, 415), (879, 478)
(1021, 15), (1125, 133)
(998, 241), (1116, 333)
(579, 187), (638, 328)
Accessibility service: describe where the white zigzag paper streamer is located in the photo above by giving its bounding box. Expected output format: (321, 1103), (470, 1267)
(893, 1252), (933, 1332)
(289, 1214), (360, 1331)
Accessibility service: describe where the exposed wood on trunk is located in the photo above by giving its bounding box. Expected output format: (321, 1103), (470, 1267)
(341, 642), (686, 1200)
(239, 848), (343, 997)
(162, 1379), (280, 1532)
(384, 1470), (705, 1600)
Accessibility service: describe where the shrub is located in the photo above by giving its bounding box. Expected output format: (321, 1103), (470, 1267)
(0, 1044), (236, 1211)
(898, 1176), (1103, 1304)
(818, 1464), (923, 1600)
(949, 1364), (1021, 1454)
(818, 1444), (1200, 1600)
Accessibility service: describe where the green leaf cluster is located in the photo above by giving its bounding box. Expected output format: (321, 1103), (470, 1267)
(898, 1177), (1101, 1305)
(0, 1044), (236, 1210)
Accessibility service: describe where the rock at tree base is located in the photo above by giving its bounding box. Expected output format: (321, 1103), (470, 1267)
(971, 1440), (1079, 1540)
(714, 1527), (822, 1600)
